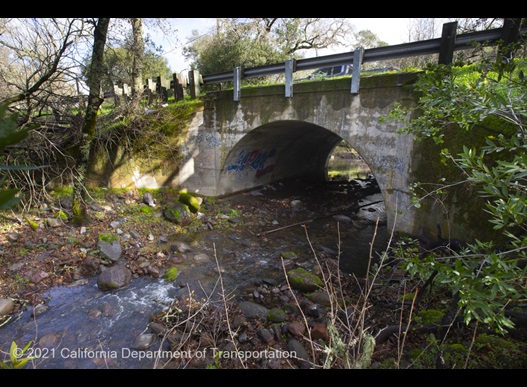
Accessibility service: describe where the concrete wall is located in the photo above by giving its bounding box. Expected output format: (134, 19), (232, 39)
(92, 71), (494, 243)
(180, 72), (421, 237)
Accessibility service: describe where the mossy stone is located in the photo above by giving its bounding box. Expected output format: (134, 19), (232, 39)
(179, 193), (200, 213)
(287, 267), (323, 292)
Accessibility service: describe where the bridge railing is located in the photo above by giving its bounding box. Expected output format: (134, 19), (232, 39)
(189, 19), (525, 101)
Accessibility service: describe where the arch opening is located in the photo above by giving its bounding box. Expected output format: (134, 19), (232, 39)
(218, 120), (389, 276)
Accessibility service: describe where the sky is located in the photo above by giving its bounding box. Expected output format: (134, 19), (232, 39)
(150, 18), (424, 74)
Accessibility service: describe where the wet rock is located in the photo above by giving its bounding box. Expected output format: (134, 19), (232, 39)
(132, 333), (157, 350)
(32, 303), (49, 317)
(0, 299), (14, 316)
(193, 253), (210, 262)
(332, 214), (352, 223)
(170, 241), (192, 253)
(286, 267), (323, 292)
(239, 301), (269, 321)
(97, 265), (132, 291)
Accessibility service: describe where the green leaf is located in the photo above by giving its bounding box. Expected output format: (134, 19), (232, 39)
(0, 189), (20, 210)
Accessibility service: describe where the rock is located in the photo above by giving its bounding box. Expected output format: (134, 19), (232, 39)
(163, 202), (193, 226)
(238, 301), (269, 321)
(307, 290), (332, 307)
(97, 235), (122, 262)
(290, 200), (303, 209)
(332, 214), (352, 223)
(286, 321), (306, 337)
(287, 339), (311, 369)
(193, 253), (210, 262)
(31, 271), (50, 283)
(0, 298), (14, 316)
(179, 193), (200, 213)
(132, 333), (157, 350)
(45, 217), (63, 228)
(311, 322), (328, 341)
(257, 328), (274, 343)
(170, 241), (192, 253)
(267, 308), (288, 323)
(286, 267), (323, 292)
(143, 192), (156, 207)
(6, 233), (19, 242)
(97, 265), (132, 291)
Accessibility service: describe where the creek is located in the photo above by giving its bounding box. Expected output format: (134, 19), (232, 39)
(0, 174), (389, 369)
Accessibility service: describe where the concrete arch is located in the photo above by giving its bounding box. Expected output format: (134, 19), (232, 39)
(218, 120), (343, 195)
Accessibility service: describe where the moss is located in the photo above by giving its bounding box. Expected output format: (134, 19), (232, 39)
(179, 193), (200, 213)
(280, 251), (297, 260)
(163, 267), (179, 282)
(98, 233), (117, 243)
(287, 267), (323, 292)
(415, 309), (445, 324)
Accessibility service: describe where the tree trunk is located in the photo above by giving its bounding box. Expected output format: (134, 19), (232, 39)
(129, 18), (144, 115)
(71, 18), (110, 226)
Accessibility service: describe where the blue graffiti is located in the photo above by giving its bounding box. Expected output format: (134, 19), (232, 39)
(227, 149), (276, 174)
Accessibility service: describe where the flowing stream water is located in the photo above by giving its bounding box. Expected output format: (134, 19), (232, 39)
(0, 173), (388, 369)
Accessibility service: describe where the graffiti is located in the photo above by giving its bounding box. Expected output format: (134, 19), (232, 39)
(227, 148), (276, 178)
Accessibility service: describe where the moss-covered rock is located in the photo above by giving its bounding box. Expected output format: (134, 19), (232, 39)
(163, 202), (193, 226)
(163, 267), (179, 282)
(179, 193), (200, 213)
(287, 267), (323, 292)
(267, 307), (288, 323)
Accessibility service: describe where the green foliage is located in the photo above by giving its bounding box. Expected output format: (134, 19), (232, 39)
(389, 51), (527, 333)
(0, 102), (41, 210)
(0, 341), (36, 369)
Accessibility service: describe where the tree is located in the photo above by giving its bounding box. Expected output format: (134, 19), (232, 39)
(183, 18), (354, 76)
(71, 18), (110, 226)
(388, 21), (527, 333)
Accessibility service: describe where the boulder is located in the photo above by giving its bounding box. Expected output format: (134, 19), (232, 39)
(97, 265), (132, 291)
(286, 267), (323, 292)
(163, 202), (193, 226)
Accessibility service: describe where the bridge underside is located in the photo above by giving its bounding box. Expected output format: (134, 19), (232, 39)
(218, 121), (344, 195)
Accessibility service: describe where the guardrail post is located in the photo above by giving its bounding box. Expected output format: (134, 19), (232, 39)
(438, 21), (458, 65)
(351, 47), (364, 94)
(233, 66), (243, 101)
(189, 70), (201, 99)
(285, 58), (296, 98)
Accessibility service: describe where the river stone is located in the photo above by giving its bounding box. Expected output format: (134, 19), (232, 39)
(287, 338), (311, 369)
(238, 301), (269, 321)
(131, 333), (157, 350)
(97, 265), (132, 291)
(163, 202), (193, 226)
(286, 267), (323, 292)
(267, 307), (288, 323)
(0, 298), (14, 316)
(97, 238), (122, 262)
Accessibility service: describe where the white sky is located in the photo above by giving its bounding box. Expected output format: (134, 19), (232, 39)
(150, 18), (431, 74)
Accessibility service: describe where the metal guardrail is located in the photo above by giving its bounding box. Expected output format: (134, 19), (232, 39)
(196, 19), (526, 101)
